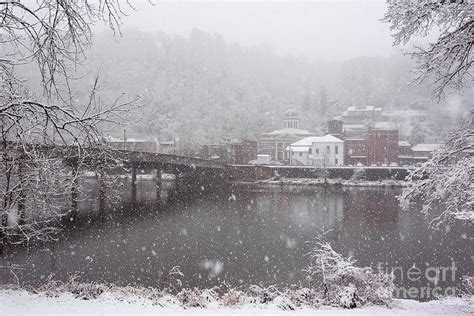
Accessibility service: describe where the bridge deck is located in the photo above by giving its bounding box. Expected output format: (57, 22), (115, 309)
(122, 151), (225, 169)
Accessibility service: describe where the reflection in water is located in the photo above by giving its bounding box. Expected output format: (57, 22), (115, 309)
(0, 181), (471, 300)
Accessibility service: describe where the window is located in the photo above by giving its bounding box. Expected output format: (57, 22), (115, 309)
(299, 152), (302, 157)
(316, 148), (319, 154)
(335, 145), (338, 154)
(326, 145), (330, 153)
(308, 148), (312, 154)
(335, 158), (338, 165)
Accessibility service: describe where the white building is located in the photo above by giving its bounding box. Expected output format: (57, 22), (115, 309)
(288, 135), (344, 166)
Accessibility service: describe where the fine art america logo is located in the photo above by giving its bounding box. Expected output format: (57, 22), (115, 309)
(377, 262), (458, 299)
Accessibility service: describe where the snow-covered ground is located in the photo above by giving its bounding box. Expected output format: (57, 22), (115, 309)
(0, 290), (472, 316)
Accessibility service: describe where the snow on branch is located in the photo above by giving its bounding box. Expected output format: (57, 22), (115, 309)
(383, 0), (474, 98)
(399, 112), (473, 227)
(0, 1), (152, 100)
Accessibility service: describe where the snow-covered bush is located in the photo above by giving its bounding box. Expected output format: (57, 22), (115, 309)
(284, 287), (321, 307)
(273, 294), (296, 311)
(200, 288), (219, 304)
(461, 276), (474, 295)
(305, 241), (394, 308)
(65, 275), (107, 300)
(177, 288), (206, 308)
(248, 284), (279, 304)
(220, 289), (247, 306)
(161, 266), (184, 293)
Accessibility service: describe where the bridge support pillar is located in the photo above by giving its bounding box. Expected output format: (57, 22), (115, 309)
(131, 166), (137, 206)
(156, 168), (162, 205)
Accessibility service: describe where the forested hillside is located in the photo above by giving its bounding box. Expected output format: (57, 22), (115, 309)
(59, 28), (460, 152)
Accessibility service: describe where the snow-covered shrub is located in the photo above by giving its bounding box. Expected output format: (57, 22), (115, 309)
(273, 294), (296, 310)
(220, 289), (247, 306)
(200, 288), (219, 304)
(248, 285), (279, 304)
(177, 288), (206, 308)
(64, 274), (107, 300)
(461, 276), (474, 295)
(305, 242), (394, 308)
(339, 284), (358, 308)
(284, 287), (320, 307)
(161, 265), (184, 293)
(38, 275), (63, 297)
(69, 282), (107, 300)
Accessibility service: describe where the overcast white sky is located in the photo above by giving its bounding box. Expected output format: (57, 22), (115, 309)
(117, 0), (394, 61)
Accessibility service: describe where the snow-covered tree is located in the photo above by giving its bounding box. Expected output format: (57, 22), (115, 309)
(384, 1), (474, 227)
(383, 0), (474, 98)
(400, 113), (473, 227)
(0, 1), (143, 252)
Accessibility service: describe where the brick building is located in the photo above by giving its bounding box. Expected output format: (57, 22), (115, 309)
(344, 138), (367, 165)
(398, 141), (412, 165)
(201, 139), (257, 164)
(367, 122), (399, 166)
(231, 140), (258, 164)
(328, 117), (400, 166)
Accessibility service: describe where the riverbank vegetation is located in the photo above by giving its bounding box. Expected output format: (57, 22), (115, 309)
(0, 241), (472, 313)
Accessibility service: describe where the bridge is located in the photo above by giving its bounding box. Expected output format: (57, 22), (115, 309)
(118, 150), (227, 205)
(2, 142), (227, 213)
(4, 141), (412, 215)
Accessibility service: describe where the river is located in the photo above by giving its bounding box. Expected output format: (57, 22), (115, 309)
(0, 178), (471, 300)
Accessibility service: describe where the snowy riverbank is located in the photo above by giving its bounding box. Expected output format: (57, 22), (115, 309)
(233, 177), (408, 189)
(0, 289), (472, 315)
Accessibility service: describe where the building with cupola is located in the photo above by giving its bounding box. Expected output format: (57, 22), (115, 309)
(258, 107), (314, 162)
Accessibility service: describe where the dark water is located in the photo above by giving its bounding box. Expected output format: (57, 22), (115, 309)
(1, 180), (472, 300)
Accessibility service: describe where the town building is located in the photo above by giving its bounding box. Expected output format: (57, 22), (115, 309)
(341, 106), (383, 124)
(231, 139), (258, 164)
(344, 138), (367, 166)
(411, 143), (441, 163)
(328, 117), (399, 166)
(398, 141), (412, 166)
(158, 140), (176, 154)
(106, 132), (158, 153)
(288, 135), (344, 166)
(367, 122), (399, 166)
(201, 139), (257, 164)
(258, 107), (313, 162)
(107, 140), (157, 153)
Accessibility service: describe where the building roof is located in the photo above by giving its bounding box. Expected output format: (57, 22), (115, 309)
(347, 106), (375, 112)
(284, 106), (299, 118)
(265, 128), (312, 136)
(343, 124), (368, 131)
(290, 134), (344, 147)
(373, 122), (398, 130)
(412, 144), (441, 152)
(388, 109), (427, 118)
(289, 146), (309, 152)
